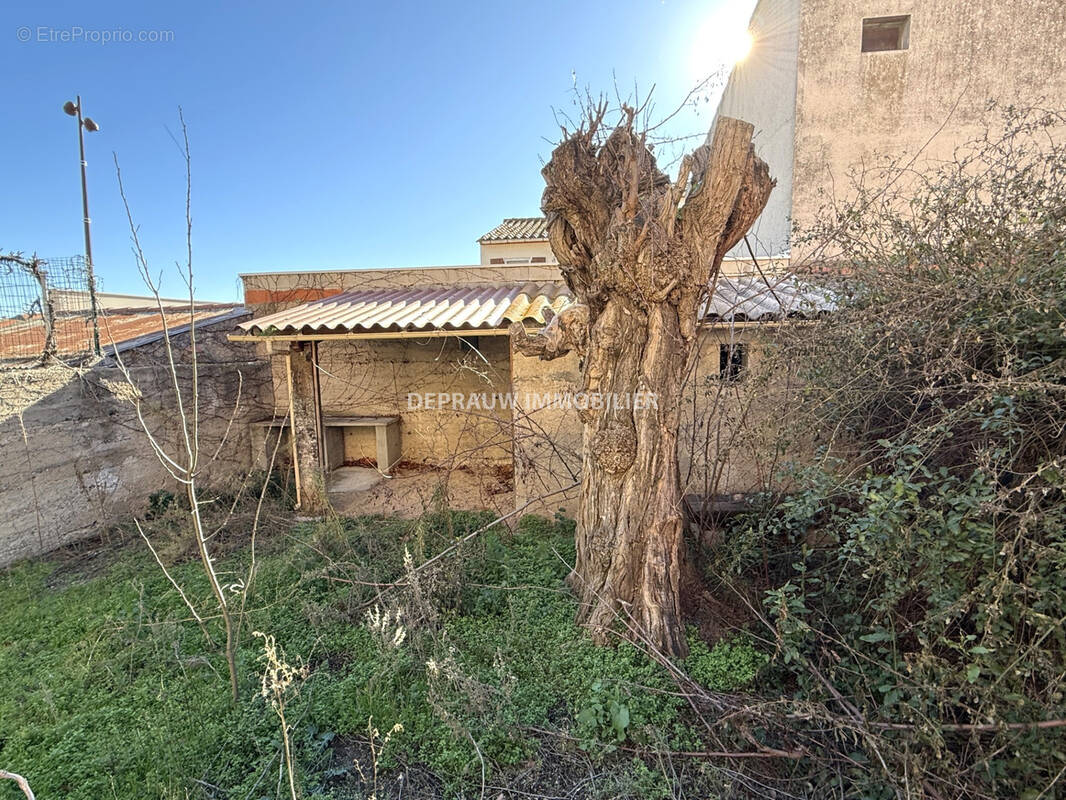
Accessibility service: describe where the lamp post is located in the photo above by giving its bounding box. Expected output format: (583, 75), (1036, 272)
(63, 95), (102, 356)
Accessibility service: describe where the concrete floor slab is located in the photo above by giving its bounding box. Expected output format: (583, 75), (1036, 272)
(328, 464), (514, 519)
(327, 466), (382, 494)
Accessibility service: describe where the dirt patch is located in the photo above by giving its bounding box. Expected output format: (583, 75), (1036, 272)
(41, 527), (139, 590)
(329, 463), (515, 519)
(326, 731), (601, 800)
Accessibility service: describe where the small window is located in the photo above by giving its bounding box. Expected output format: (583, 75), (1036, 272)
(719, 343), (747, 382)
(459, 336), (481, 354)
(489, 257), (504, 265)
(861, 15), (910, 52)
(503, 257), (532, 265)
(531, 256), (547, 263)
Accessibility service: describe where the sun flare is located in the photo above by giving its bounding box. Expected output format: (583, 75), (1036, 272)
(689, 4), (756, 83)
(731, 29), (755, 63)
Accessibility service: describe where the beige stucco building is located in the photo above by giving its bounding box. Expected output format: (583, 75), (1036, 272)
(231, 0), (1066, 519)
(234, 219), (828, 518)
(719, 0), (1066, 259)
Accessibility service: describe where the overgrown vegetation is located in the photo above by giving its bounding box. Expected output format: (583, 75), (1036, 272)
(718, 106), (1066, 798)
(0, 507), (766, 799)
(7, 101), (1064, 800)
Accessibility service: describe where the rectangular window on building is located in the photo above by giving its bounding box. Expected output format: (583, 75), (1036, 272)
(458, 336), (481, 354)
(719, 343), (747, 382)
(861, 15), (910, 52)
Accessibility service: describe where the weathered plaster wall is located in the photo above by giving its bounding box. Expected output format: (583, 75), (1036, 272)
(716, 0), (1066, 261)
(265, 334), (513, 469)
(510, 346), (584, 517)
(509, 324), (802, 518)
(791, 0), (1066, 249)
(678, 325), (804, 497)
(0, 317), (270, 567)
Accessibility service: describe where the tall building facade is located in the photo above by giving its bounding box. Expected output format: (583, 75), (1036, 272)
(718, 0), (1066, 260)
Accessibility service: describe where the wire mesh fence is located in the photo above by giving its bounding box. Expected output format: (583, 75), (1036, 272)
(0, 255), (97, 363)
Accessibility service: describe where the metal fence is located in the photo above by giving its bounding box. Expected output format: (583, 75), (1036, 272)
(0, 255), (98, 363)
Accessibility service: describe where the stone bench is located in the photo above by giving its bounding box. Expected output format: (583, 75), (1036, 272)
(252, 415), (401, 472)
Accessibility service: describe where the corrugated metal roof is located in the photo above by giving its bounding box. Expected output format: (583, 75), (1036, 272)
(707, 276), (836, 321)
(237, 283), (572, 335)
(477, 217), (549, 242)
(236, 276), (834, 338)
(0, 305), (242, 361)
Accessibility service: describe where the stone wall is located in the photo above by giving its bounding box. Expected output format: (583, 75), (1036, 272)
(0, 315), (270, 567)
(510, 346), (584, 517)
(262, 334), (513, 469)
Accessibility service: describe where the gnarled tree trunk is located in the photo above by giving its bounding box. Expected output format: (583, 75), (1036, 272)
(511, 110), (772, 657)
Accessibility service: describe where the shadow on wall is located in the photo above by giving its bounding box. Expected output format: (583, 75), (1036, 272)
(0, 316), (271, 568)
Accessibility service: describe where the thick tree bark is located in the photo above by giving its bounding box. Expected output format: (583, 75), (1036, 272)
(511, 112), (772, 657)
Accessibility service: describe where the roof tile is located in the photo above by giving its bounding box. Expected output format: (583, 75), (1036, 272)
(477, 217), (549, 242)
(0, 305), (241, 361)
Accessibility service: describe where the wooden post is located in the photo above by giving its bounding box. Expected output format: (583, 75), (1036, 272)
(287, 342), (328, 513)
(284, 352), (301, 508)
(311, 341), (327, 471)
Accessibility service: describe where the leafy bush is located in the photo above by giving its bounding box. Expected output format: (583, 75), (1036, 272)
(145, 489), (175, 518)
(683, 629), (767, 692)
(730, 106), (1066, 798)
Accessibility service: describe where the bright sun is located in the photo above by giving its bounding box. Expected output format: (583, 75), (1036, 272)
(689, 6), (755, 83)
(731, 29), (755, 63)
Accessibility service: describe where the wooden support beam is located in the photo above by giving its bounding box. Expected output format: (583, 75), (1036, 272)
(310, 341), (326, 472)
(287, 342), (329, 513)
(284, 352), (301, 508)
(227, 329), (511, 343)
(225, 321), (789, 345)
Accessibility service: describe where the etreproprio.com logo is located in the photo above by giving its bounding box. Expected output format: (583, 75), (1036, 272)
(16, 26), (175, 44)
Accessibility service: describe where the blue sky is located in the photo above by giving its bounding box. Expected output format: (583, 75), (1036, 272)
(1, 0), (754, 301)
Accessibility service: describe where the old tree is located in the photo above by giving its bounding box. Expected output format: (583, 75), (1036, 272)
(511, 108), (772, 657)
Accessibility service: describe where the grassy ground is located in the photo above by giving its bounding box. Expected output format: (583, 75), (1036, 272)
(0, 505), (766, 799)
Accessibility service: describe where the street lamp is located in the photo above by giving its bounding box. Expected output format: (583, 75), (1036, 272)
(63, 95), (102, 355)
